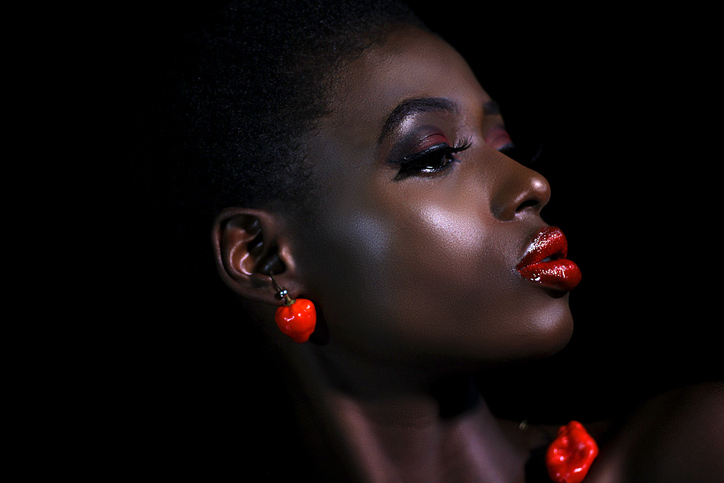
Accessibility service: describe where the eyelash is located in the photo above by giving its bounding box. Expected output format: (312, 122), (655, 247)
(394, 138), (472, 181)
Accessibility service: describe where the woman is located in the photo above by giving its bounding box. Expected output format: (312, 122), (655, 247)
(128, 0), (722, 480)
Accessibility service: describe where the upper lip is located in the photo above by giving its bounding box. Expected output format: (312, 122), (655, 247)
(516, 226), (569, 270)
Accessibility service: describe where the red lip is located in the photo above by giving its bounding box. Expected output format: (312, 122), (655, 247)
(516, 226), (582, 292)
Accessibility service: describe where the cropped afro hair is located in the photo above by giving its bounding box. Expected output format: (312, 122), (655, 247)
(127, 0), (426, 337)
(146, 0), (425, 221)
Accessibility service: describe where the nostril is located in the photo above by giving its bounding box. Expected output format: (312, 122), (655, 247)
(516, 199), (539, 213)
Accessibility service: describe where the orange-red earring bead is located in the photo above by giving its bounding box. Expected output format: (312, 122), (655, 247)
(270, 273), (316, 343)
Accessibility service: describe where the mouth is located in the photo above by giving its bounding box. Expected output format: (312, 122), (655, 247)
(516, 226), (582, 293)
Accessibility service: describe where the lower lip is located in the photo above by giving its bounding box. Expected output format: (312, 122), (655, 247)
(518, 259), (581, 292)
(517, 227), (582, 292)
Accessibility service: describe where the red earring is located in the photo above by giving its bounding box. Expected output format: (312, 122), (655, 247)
(269, 273), (316, 343)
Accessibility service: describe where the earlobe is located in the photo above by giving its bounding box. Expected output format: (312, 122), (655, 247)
(213, 209), (321, 343)
(212, 208), (286, 303)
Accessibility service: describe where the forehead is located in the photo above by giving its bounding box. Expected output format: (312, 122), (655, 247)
(320, 26), (490, 145)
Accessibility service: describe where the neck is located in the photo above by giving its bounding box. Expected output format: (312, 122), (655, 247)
(286, 345), (528, 482)
(329, 382), (527, 482)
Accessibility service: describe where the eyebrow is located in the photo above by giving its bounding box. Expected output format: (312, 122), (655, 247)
(378, 97), (459, 144)
(378, 97), (503, 144)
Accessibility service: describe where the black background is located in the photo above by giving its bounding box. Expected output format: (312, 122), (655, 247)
(117, 1), (721, 479)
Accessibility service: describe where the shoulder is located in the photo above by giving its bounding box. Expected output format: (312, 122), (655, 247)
(588, 382), (724, 483)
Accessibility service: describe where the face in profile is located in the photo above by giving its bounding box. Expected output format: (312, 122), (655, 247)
(287, 26), (579, 370)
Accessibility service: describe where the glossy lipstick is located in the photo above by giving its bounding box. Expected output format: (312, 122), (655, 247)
(517, 226), (582, 292)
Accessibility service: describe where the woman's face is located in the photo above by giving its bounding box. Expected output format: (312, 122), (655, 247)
(292, 26), (577, 369)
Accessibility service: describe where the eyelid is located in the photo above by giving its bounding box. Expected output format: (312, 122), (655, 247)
(395, 142), (449, 165)
(392, 137), (473, 181)
(387, 131), (449, 163)
(394, 137), (472, 165)
(484, 125), (513, 151)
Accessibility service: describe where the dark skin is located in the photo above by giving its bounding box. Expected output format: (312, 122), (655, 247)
(213, 26), (723, 482)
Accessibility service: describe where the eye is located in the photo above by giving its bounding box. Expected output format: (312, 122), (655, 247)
(394, 139), (472, 181)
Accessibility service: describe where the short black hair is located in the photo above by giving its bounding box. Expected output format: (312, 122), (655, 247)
(140, 0), (424, 222)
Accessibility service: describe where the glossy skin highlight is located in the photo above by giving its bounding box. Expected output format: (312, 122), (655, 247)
(293, 26), (575, 368)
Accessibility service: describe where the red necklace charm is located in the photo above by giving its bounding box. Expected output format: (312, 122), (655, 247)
(546, 421), (599, 483)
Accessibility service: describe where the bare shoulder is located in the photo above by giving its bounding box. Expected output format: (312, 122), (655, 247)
(588, 382), (724, 483)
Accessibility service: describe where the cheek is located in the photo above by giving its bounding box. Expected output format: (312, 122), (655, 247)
(384, 203), (572, 362)
(418, 204), (484, 253)
(303, 194), (503, 358)
(398, 202), (494, 299)
(390, 203), (515, 334)
(299, 183), (571, 363)
(399, 203), (572, 358)
(300, 206), (399, 313)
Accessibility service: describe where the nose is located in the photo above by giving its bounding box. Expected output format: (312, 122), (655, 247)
(489, 155), (551, 221)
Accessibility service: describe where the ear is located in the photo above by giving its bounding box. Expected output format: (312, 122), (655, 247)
(211, 207), (303, 305)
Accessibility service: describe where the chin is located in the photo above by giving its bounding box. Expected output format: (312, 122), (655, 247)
(448, 303), (575, 371)
(521, 295), (575, 360)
